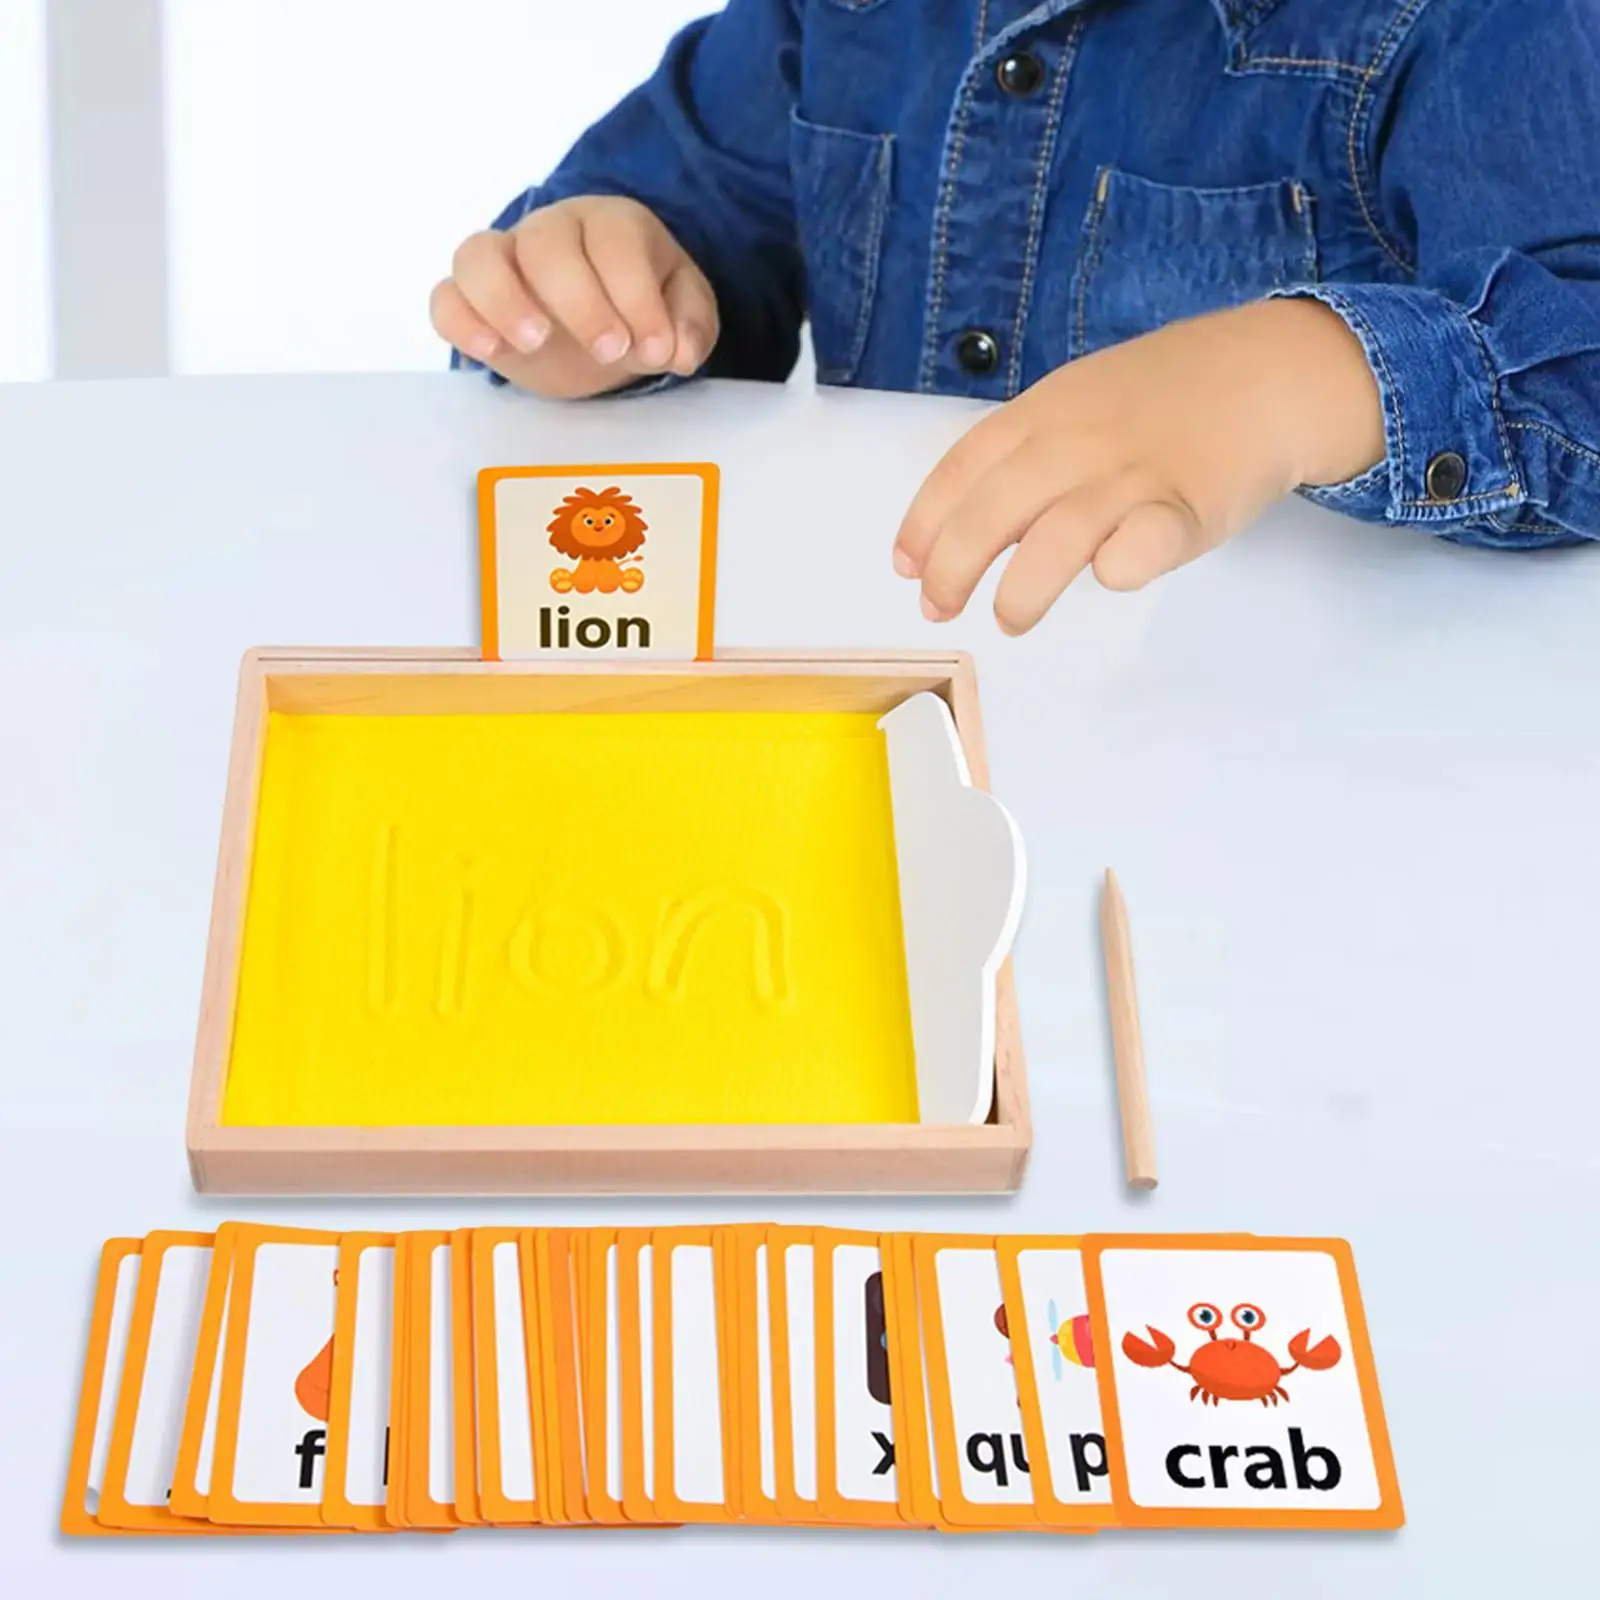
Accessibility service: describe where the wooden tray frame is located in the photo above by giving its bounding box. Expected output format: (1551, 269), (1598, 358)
(186, 647), (1030, 1195)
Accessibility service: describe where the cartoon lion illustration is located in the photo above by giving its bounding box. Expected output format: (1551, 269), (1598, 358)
(547, 486), (647, 594)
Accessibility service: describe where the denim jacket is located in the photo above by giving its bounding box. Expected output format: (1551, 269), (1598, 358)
(467, 0), (1600, 548)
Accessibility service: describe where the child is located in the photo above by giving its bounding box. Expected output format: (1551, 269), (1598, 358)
(432, 0), (1600, 635)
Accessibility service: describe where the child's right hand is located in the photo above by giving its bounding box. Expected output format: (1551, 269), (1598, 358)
(431, 196), (719, 397)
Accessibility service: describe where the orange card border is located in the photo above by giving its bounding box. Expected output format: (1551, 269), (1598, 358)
(581, 1229), (627, 1523)
(96, 1231), (220, 1532)
(650, 1226), (736, 1524)
(206, 1224), (344, 1529)
(613, 1228), (657, 1524)
(60, 1239), (145, 1537)
(449, 1229), (483, 1524)
(399, 1230), (462, 1528)
(477, 462), (720, 663)
(321, 1232), (395, 1532)
(471, 1227), (542, 1525)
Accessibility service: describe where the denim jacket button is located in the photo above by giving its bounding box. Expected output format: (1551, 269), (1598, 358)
(996, 52), (1045, 96)
(956, 328), (1000, 374)
(1425, 450), (1469, 501)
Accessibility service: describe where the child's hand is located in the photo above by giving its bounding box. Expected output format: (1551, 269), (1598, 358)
(431, 196), (719, 398)
(893, 299), (1385, 633)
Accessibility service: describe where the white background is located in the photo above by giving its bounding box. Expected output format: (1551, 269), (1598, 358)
(163, 0), (713, 375)
(0, 0), (718, 383)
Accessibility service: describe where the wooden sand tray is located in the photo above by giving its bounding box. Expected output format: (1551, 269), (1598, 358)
(186, 648), (1028, 1194)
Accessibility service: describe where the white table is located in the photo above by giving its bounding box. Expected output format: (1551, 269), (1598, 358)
(2, 372), (1594, 1595)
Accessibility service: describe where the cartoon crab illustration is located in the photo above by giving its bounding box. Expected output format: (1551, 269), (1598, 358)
(1122, 1300), (1341, 1407)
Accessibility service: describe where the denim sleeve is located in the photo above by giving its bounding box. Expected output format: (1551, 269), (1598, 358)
(1271, 1), (1600, 548)
(454, 2), (805, 393)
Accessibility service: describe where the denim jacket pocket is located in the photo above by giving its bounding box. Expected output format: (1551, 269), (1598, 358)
(789, 111), (894, 384)
(1069, 168), (1318, 360)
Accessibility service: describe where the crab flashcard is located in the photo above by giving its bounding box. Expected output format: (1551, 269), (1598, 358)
(479, 462), (718, 661)
(996, 1237), (1115, 1528)
(207, 1226), (342, 1528)
(1083, 1235), (1403, 1530)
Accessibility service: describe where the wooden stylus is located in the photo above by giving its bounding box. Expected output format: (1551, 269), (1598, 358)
(1101, 869), (1157, 1190)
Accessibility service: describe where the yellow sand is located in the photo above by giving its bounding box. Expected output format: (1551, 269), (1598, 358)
(222, 710), (918, 1126)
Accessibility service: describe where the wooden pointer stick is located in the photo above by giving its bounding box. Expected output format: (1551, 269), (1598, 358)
(1101, 869), (1157, 1190)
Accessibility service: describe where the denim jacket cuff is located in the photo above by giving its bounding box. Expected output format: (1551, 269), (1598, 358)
(451, 350), (688, 399)
(1267, 283), (1525, 527)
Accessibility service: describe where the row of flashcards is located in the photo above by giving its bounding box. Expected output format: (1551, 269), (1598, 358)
(63, 1225), (1402, 1537)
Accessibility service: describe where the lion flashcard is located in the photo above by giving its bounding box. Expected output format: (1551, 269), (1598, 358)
(479, 463), (718, 661)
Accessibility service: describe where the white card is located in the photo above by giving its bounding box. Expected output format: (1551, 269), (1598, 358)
(1015, 1247), (1111, 1503)
(784, 1243), (816, 1501)
(124, 1244), (212, 1507)
(228, 1243), (338, 1506)
(919, 1311), (942, 1504)
(830, 1244), (896, 1504)
(491, 1240), (535, 1502)
(343, 1244), (394, 1508)
(86, 1250), (141, 1511)
(933, 1246), (1032, 1507)
(639, 1243), (655, 1500)
(195, 1264), (233, 1497)
(754, 1242), (775, 1503)
(1098, 1246), (1385, 1515)
(481, 465), (717, 662)
(667, 1244), (723, 1505)
(605, 1243), (623, 1503)
(428, 1242), (454, 1508)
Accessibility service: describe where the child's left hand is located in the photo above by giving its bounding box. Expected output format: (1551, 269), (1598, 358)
(893, 298), (1385, 634)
